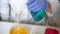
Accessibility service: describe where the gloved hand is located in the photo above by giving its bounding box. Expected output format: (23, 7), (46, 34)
(27, 0), (48, 12)
(26, 0), (48, 22)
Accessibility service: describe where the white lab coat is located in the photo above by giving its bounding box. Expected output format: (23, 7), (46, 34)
(0, 0), (45, 24)
(1, 0), (59, 25)
(0, 0), (9, 20)
(0, 0), (32, 21)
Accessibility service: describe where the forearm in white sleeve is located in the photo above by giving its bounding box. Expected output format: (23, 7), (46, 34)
(0, 0), (9, 21)
(46, 11), (53, 17)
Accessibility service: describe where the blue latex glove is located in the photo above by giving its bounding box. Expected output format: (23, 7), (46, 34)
(27, 0), (48, 12)
(27, 0), (48, 22)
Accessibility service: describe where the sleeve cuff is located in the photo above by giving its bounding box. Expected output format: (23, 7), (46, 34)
(46, 11), (53, 17)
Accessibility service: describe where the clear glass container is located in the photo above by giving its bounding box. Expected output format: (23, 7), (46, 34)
(9, 6), (28, 34)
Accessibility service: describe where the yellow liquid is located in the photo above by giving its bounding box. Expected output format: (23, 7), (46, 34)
(9, 26), (28, 34)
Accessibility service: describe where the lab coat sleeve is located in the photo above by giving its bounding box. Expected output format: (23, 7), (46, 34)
(0, 0), (9, 20)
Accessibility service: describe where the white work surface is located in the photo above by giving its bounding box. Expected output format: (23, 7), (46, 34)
(0, 22), (60, 34)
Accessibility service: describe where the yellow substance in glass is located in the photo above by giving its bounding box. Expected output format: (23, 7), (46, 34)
(9, 25), (28, 34)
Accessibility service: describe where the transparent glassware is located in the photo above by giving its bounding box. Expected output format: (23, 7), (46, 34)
(9, 6), (28, 34)
(9, 23), (28, 34)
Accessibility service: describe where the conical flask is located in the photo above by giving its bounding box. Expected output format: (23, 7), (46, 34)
(9, 9), (28, 34)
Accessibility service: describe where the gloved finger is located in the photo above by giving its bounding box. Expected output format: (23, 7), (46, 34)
(28, 3), (40, 12)
(33, 2), (45, 12)
(29, 0), (43, 9)
(45, 1), (48, 10)
(33, 1), (48, 12)
(28, 0), (44, 12)
(27, 0), (35, 6)
(34, 0), (48, 11)
(27, 1), (38, 10)
(27, 0), (48, 12)
(32, 0), (47, 12)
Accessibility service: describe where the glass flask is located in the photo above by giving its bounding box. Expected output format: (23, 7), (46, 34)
(9, 23), (28, 34)
(9, 7), (28, 34)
